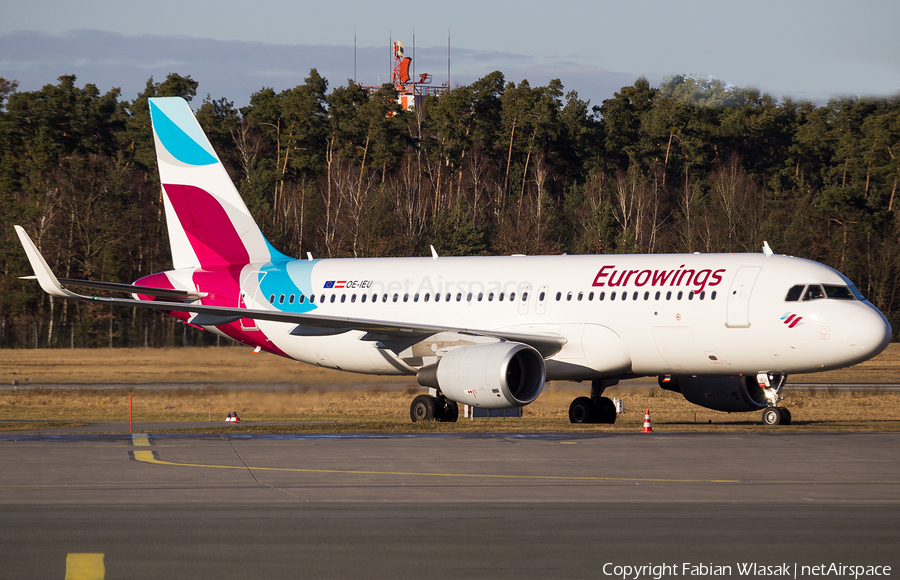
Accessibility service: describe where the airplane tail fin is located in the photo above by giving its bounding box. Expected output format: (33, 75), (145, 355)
(148, 97), (289, 270)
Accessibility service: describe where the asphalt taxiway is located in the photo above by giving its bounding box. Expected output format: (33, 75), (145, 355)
(1, 431), (898, 579)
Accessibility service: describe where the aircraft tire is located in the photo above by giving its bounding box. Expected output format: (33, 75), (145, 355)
(442, 400), (459, 422)
(762, 407), (783, 426)
(410, 395), (437, 422)
(597, 396), (617, 424)
(781, 408), (792, 425)
(569, 397), (597, 424)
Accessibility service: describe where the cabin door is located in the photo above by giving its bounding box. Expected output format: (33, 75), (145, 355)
(239, 270), (265, 331)
(725, 267), (761, 328)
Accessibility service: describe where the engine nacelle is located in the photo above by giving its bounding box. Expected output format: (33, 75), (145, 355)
(658, 374), (767, 413)
(417, 342), (546, 409)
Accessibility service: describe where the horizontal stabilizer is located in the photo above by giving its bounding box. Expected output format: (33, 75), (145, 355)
(57, 278), (206, 300)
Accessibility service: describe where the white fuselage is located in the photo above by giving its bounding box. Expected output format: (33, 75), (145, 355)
(199, 252), (890, 381)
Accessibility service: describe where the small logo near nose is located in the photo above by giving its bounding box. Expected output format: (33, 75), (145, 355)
(781, 313), (803, 328)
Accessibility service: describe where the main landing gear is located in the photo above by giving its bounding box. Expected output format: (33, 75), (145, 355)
(569, 379), (618, 424)
(760, 373), (792, 425)
(410, 393), (459, 423)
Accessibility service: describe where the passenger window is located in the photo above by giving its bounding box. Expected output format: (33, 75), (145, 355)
(699, 291), (705, 300)
(361, 294), (367, 303)
(498, 292), (504, 301)
(478, 293), (484, 302)
(599, 292), (605, 301)
(269, 294), (275, 304)
(403, 294), (409, 302)
(383, 294), (388, 302)
(588, 292), (594, 301)
(424, 293), (430, 302)
(677, 291), (683, 300)
(666, 291), (672, 300)
(434, 293), (440, 302)
(330, 295), (336, 303)
(340, 295), (346, 303)
(566, 292), (572, 301)
(556, 292), (562, 301)
(655, 291), (660, 300)
(785, 285), (804, 302)
(511, 292), (517, 301)
(643, 291), (649, 300)
(539, 291), (546, 302)
(488, 292), (494, 302)
(688, 291), (694, 300)
(351, 294), (356, 303)
(413, 293), (419, 302)
(279, 294), (285, 304)
(299, 295), (305, 304)
(289, 294), (295, 304)
(622, 292), (627, 301)
(711, 291), (717, 300)
(467, 293), (473, 302)
(633, 292), (638, 300)
(457, 293), (462, 302)
(310, 295), (316, 304)
(392, 294), (399, 302)
(611, 292), (617, 300)
(804, 285), (825, 301)
(320, 294), (325, 303)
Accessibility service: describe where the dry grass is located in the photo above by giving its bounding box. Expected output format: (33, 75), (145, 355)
(2, 345), (900, 433)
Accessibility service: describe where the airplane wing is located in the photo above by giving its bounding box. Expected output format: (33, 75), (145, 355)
(14, 226), (566, 357)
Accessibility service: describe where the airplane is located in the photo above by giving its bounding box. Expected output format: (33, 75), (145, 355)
(14, 97), (892, 426)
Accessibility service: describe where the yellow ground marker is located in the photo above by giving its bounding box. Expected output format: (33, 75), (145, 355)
(65, 553), (104, 580)
(131, 434), (150, 446)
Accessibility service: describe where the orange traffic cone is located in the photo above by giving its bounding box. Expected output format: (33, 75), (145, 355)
(641, 409), (653, 433)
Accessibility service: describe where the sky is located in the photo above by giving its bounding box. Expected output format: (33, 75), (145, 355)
(2, 0), (899, 110)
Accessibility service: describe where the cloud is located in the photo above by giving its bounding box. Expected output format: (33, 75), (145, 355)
(0, 30), (644, 109)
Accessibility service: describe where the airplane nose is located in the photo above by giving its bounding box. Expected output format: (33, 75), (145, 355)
(846, 305), (891, 362)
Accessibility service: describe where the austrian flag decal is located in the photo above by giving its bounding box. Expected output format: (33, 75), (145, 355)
(781, 313), (803, 328)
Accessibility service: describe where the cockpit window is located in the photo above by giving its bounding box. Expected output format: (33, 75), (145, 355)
(785, 285), (804, 302)
(788, 283), (858, 302)
(823, 285), (856, 300)
(804, 285), (826, 301)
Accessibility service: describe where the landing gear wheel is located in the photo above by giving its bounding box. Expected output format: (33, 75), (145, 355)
(780, 408), (792, 425)
(569, 397), (597, 424)
(762, 407), (787, 426)
(596, 396), (617, 424)
(442, 400), (459, 423)
(410, 395), (437, 422)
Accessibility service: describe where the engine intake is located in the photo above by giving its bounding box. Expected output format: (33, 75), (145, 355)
(659, 374), (767, 413)
(417, 342), (546, 409)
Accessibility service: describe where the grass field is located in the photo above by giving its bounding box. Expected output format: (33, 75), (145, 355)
(1, 344), (899, 433)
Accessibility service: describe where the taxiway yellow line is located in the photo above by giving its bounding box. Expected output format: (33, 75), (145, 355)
(130, 448), (740, 484)
(65, 553), (104, 580)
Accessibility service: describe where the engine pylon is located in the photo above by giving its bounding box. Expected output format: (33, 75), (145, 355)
(641, 409), (653, 433)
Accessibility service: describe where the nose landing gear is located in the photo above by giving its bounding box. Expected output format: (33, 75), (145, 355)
(760, 373), (792, 425)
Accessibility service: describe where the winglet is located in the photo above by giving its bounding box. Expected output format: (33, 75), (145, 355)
(13, 226), (80, 299)
(762, 241), (773, 257)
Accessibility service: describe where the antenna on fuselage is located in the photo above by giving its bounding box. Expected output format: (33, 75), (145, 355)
(430, 245), (439, 260)
(762, 241), (773, 257)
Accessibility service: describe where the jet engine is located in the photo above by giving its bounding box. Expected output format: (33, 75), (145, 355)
(658, 374), (768, 413)
(417, 342), (546, 409)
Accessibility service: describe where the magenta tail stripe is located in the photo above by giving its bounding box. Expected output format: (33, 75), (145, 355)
(164, 183), (250, 268)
